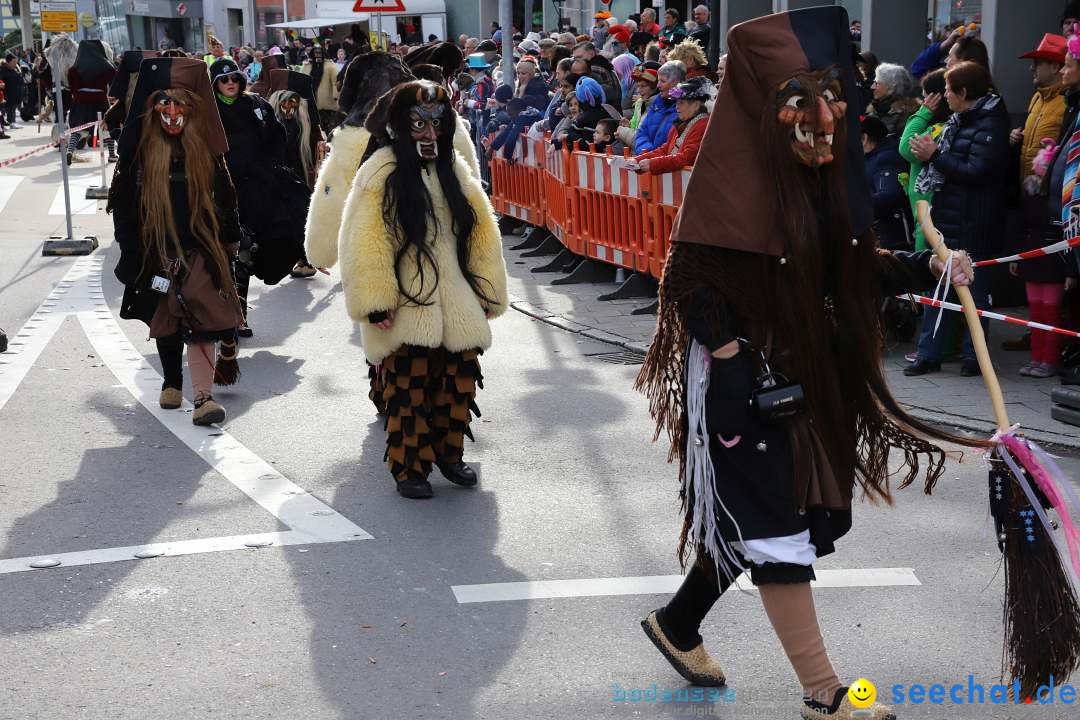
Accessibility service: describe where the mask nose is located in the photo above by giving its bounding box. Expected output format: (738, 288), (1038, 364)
(419, 124), (437, 142)
(816, 96), (835, 134)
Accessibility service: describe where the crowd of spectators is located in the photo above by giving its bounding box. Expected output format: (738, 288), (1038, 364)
(458, 5), (1080, 384)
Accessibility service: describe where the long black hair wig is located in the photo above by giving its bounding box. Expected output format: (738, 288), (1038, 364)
(379, 81), (498, 308)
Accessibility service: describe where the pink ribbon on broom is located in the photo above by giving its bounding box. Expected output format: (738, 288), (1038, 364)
(992, 426), (1080, 585)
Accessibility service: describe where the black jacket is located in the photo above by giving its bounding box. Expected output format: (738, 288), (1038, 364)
(217, 93), (285, 183)
(864, 136), (913, 250)
(686, 249), (939, 551)
(926, 95), (1010, 257)
(112, 157), (243, 324)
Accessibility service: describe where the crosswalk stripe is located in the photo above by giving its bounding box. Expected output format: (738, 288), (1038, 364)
(0, 175), (23, 215)
(451, 568), (922, 603)
(48, 176), (100, 215)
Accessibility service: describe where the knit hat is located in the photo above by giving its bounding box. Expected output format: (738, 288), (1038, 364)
(608, 24), (631, 45)
(517, 38), (540, 55)
(209, 57), (247, 90)
(859, 114), (888, 142)
(493, 83), (514, 103)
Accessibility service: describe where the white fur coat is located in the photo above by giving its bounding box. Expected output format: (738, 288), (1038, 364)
(304, 114), (481, 269)
(338, 147), (508, 364)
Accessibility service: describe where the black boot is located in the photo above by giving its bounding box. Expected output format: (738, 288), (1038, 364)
(397, 474), (434, 499)
(437, 460), (477, 487)
(903, 358), (941, 376)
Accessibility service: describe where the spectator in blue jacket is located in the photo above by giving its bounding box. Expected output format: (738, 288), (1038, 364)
(861, 115), (912, 250)
(634, 60), (684, 153)
(490, 98), (543, 159)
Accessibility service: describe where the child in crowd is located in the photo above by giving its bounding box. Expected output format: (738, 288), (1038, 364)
(593, 118), (622, 154)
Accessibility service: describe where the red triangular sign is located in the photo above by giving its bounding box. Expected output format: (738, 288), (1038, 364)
(353, 0), (406, 10)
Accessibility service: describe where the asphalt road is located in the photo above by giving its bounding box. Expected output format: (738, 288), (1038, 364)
(3, 131), (1080, 719)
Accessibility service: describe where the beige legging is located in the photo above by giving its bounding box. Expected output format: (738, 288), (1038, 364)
(187, 342), (216, 401)
(759, 582), (844, 703)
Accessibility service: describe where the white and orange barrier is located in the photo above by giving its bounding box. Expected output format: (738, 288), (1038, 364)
(490, 132), (695, 280)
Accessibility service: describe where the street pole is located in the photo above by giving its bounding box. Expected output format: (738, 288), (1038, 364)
(499, 0), (513, 88)
(19, 0), (33, 50)
(55, 74), (74, 242)
(524, 0), (534, 34)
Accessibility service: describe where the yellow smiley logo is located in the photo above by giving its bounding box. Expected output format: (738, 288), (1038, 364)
(848, 679), (877, 708)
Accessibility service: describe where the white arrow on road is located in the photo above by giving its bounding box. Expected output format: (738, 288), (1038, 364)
(0, 256), (372, 575)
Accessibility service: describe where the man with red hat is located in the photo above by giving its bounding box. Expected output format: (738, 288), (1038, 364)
(1013, 33), (1068, 180)
(1007, 32), (1070, 368)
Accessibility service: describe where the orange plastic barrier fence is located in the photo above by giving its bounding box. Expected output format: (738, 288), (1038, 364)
(489, 135), (546, 226)
(490, 132), (693, 280)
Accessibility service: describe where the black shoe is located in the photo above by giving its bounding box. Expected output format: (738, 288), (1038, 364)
(903, 358), (941, 376)
(437, 460), (477, 487)
(65, 151), (73, 166)
(397, 475), (434, 499)
(237, 323), (253, 338)
(960, 360), (981, 377)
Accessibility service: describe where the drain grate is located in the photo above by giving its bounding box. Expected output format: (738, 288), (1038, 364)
(586, 350), (645, 366)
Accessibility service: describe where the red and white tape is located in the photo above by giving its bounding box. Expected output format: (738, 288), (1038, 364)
(906, 294), (1080, 339)
(972, 236), (1080, 267)
(0, 121), (99, 169)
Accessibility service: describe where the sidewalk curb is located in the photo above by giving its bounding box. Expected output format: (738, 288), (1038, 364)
(510, 300), (1080, 452)
(511, 299), (648, 356)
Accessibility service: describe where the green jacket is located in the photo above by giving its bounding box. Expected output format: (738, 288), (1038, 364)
(898, 105), (945, 250)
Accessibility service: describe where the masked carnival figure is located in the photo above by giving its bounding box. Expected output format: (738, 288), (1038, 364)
(67, 39), (116, 165)
(104, 50), (158, 163)
(108, 57), (245, 425)
(301, 43), (340, 130)
(635, 9), (982, 719)
(337, 80), (508, 499)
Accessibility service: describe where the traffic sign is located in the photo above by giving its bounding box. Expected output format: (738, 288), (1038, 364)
(352, 0), (406, 11)
(40, 1), (77, 32)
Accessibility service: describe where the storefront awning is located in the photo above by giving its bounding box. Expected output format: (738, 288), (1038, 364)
(265, 17), (368, 29)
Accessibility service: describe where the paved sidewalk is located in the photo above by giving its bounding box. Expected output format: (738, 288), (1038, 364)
(502, 234), (1080, 449)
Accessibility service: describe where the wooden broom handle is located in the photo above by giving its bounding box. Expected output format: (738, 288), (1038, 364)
(915, 200), (1010, 433)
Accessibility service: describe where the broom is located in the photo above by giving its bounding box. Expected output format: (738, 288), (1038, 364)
(916, 200), (1080, 698)
(213, 339), (240, 386)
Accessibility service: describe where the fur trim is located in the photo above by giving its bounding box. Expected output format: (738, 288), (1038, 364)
(453, 115), (482, 180)
(338, 147), (508, 363)
(304, 124), (371, 268)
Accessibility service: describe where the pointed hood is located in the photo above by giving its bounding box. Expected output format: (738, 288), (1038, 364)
(116, 57), (229, 173)
(670, 5), (870, 257)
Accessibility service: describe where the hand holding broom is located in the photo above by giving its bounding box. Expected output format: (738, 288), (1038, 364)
(916, 199), (1080, 698)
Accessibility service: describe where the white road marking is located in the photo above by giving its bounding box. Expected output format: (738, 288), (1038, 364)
(0, 175), (23, 214)
(451, 568), (922, 603)
(0, 257), (372, 575)
(48, 176), (99, 215)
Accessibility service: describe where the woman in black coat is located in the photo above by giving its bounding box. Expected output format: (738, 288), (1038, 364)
(210, 59), (310, 334)
(906, 61), (1010, 376)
